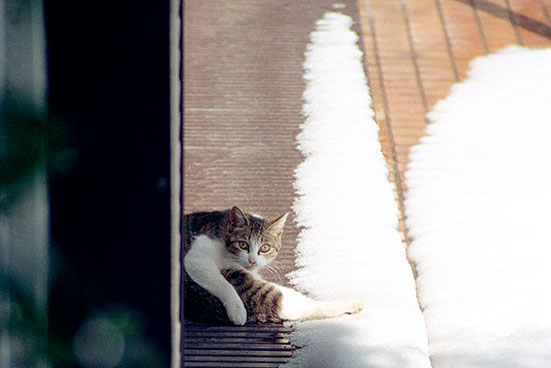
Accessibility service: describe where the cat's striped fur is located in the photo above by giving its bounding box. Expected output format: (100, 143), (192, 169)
(183, 206), (364, 325)
(183, 269), (284, 324)
(224, 269), (283, 323)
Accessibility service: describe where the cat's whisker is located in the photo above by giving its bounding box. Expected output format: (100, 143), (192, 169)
(264, 269), (277, 282)
(270, 262), (284, 272)
(262, 266), (274, 277)
(268, 262), (280, 270)
(267, 263), (282, 274)
(224, 269), (236, 278)
(223, 267), (241, 279)
(264, 265), (283, 283)
(260, 266), (274, 279)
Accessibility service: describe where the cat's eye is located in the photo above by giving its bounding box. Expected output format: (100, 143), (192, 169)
(235, 241), (249, 251)
(259, 244), (271, 253)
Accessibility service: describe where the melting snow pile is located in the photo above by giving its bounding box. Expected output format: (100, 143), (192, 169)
(285, 12), (431, 368)
(406, 46), (551, 367)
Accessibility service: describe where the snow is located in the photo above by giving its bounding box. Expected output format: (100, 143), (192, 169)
(284, 12), (431, 368)
(405, 45), (551, 367)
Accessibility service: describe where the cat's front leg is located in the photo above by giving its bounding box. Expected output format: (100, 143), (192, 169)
(185, 257), (246, 325)
(222, 291), (247, 326)
(184, 238), (247, 325)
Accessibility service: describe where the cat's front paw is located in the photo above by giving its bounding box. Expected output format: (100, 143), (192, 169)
(225, 299), (247, 325)
(344, 300), (364, 315)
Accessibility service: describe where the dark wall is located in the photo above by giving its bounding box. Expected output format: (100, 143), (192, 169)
(44, 0), (171, 364)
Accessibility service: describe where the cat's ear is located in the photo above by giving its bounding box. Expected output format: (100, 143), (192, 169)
(229, 206), (249, 228)
(267, 212), (288, 237)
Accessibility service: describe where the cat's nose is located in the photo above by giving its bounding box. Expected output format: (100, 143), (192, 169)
(248, 258), (256, 266)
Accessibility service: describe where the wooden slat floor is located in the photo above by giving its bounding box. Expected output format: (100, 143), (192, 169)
(182, 0), (551, 366)
(183, 323), (294, 368)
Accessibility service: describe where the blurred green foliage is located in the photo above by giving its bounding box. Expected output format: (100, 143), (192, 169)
(1, 274), (165, 366)
(0, 96), (46, 201)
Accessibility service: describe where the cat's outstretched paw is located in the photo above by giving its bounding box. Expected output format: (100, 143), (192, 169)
(344, 300), (364, 315)
(225, 299), (247, 325)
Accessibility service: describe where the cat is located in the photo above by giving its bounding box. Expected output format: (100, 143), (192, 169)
(183, 206), (364, 325)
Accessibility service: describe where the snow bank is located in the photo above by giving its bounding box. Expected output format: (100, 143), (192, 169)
(284, 12), (431, 368)
(406, 45), (551, 367)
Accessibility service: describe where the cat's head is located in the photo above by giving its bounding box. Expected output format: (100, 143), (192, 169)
(225, 206), (288, 271)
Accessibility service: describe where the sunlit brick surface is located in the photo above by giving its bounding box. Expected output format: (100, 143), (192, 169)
(358, 0), (551, 247)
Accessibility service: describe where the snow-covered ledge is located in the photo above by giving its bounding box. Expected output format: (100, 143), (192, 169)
(285, 12), (431, 368)
(406, 45), (551, 367)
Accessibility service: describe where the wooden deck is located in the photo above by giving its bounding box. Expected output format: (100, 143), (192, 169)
(182, 0), (363, 366)
(183, 323), (294, 368)
(182, 0), (551, 366)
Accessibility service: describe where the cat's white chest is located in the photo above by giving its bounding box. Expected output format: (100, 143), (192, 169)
(187, 234), (235, 270)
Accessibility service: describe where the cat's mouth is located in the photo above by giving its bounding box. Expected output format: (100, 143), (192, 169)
(243, 262), (258, 271)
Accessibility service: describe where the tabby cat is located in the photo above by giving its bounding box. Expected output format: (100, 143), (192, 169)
(183, 206), (364, 325)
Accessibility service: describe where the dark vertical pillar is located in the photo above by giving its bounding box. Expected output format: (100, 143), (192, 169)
(45, 0), (171, 365)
